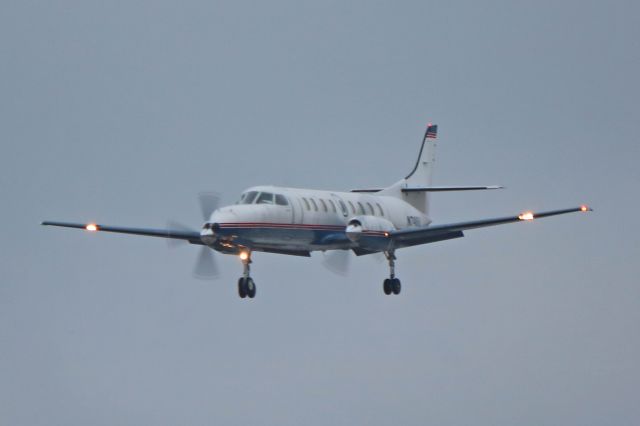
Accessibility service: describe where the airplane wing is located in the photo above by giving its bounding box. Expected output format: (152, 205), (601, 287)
(389, 205), (592, 248)
(41, 221), (204, 244)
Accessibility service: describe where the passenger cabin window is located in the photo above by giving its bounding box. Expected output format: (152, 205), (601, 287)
(310, 198), (318, 211)
(357, 202), (365, 215)
(339, 200), (348, 217)
(256, 192), (274, 204)
(238, 191), (258, 204)
(329, 200), (337, 213)
(302, 197), (311, 210)
(320, 199), (328, 212)
(376, 203), (384, 216)
(366, 202), (375, 215)
(275, 194), (289, 206)
(348, 201), (356, 214)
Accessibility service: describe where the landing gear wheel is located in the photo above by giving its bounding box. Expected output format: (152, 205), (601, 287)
(392, 278), (401, 295)
(383, 278), (392, 295)
(246, 277), (256, 298)
(238, 277), (248, 298)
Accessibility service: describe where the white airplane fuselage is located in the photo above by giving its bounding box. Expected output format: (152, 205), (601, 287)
(203, 185), (430, 255)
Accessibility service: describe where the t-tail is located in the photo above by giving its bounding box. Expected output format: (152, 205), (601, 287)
(369, 123), (501, 216)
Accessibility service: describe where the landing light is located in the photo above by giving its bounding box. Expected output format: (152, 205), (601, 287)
(518, 211), (534, 221)
(85, 223), (98, 231)
(580, 205), (590, 212)
(239, 252), (249, 261)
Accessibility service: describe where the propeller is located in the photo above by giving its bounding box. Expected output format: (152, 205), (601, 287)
(322, 249), (385, 276)
(199, 192), (220, 221)
(322, 250), (352, 276)
(166, 192), (222, 279)
(194, 245), (218, 278)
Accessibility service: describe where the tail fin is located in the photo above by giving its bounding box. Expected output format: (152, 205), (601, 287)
(405, 123), (437, 186)
(375, 124), (499, 217)
(399, 123), (438, 215)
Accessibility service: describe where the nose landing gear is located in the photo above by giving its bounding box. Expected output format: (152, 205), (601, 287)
(383, 251), (401, 295)
(238, 251), (256, 299)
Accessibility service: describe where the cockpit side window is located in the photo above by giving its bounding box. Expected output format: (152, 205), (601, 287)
(239, 191), (259, 204)
(256, 192), (275, 204)
(275, 194), (289, 206)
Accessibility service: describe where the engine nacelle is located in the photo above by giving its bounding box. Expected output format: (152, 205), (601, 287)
(345, 215), (395, 242)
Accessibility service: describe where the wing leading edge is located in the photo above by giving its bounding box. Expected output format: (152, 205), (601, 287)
(41, 221), (204, 244)
(389, 205), (592, 248)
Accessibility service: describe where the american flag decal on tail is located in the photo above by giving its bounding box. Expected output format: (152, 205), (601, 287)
(426, 124), (438, 139)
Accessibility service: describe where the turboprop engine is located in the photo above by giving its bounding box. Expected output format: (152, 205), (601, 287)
(345, 215), (396, 243)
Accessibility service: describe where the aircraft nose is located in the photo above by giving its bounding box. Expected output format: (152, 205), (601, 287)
(210, 207), (236, 224)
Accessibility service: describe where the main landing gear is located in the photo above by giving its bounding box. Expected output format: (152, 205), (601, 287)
(237, 251), (256, 299)
(383, 251), (401, 295)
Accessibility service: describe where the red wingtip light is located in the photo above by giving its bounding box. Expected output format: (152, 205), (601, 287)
(85, 223), (98, 231)
(518, 211), (534, 221)
(580, 205), (589, 212)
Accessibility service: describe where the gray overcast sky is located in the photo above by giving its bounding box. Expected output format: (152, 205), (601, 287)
(1, 1), (639, 425)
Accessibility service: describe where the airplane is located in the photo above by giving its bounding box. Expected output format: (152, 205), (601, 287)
(42, 123), (591, 299)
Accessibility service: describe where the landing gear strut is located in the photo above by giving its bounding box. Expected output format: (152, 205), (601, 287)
(383, 251), (401, 295)
(238, 251), (256, 299)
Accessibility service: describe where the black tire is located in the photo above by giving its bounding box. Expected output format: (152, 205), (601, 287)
(392, 278), (401, 295)
(383, 278), (392, 295)
(247, 278), (256, 298)
(238, 277), (247, 298)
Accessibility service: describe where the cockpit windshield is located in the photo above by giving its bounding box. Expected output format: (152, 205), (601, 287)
(256, 192), (274, 204)
(238, 191), (259, 204)
(237, 191), (289, 206)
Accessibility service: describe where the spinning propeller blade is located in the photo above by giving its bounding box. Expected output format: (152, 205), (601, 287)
(199, 192), (220, 221)
(194, 246), (218, 279)
(167, 193), (223, 279)
(322, 250), (351, 276)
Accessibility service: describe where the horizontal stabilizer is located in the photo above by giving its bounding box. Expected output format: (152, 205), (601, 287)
(350, 189), (382, 193)
(401, 185), (503, 192)
(351, 185), (503, 193)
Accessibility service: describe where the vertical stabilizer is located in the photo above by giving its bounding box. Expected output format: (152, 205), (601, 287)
(401, 123), (438, 214)
(405, 124), (437, 186)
